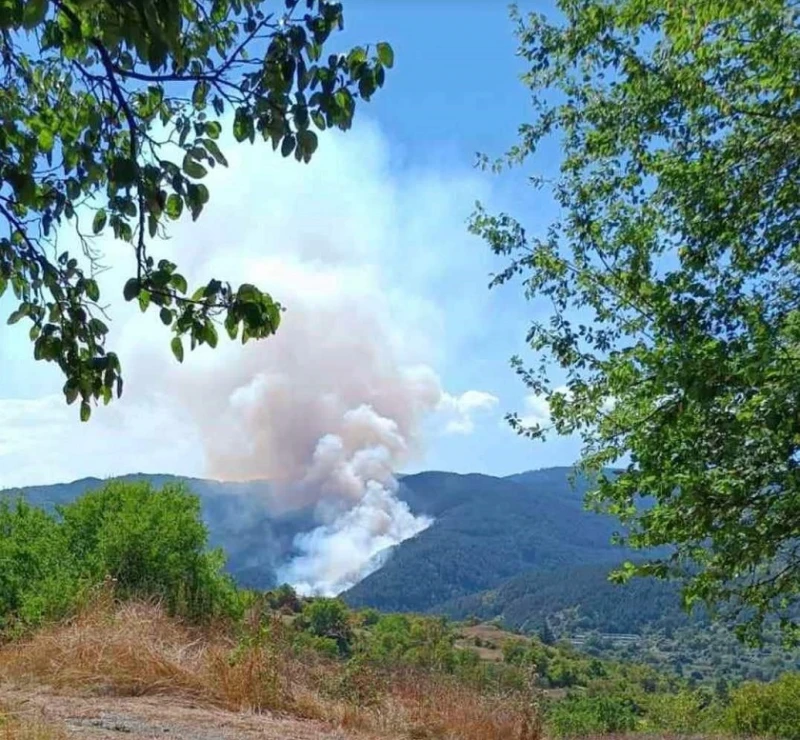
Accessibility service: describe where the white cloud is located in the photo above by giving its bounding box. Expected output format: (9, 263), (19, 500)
(517, 386), (616, 430)
(519, 393), (553, 429)
(438, 390), (499, 435)
(0, 394), (202, 490)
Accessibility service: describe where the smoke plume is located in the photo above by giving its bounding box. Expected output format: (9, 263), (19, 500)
(165, 286), (446, 593)
(2, 124), (500, 593)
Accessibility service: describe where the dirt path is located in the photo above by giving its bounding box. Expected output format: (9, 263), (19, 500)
(0, 686), (371, 740)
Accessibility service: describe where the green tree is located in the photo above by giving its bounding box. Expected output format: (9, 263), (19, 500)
(304, 597), (352, 655)
(0, 497), (78, 628)
(472, 0), (800, 639)
(726, 672), (800, 739)
(59, 479), (238, 619)
(0, 0), (392, 420)
(539, 621), (555, 646)
(0, 480), (238, 629)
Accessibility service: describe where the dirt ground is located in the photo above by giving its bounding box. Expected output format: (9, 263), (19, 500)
(0, 686), (371, 740)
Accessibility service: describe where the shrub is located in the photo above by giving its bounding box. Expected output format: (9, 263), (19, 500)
(503, 638), (527, 665)
(642, 690), (722, 734)
(303, 598), (352, 656)
(0, 481), (239, 631)
(0, 499), (79, 631)
(726, 672), (800, 739)
(546, 694), (639, 737)
(266, 583), (302, 613)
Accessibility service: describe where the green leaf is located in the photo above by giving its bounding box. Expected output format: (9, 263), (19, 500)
(281, 134), (296, 158)
(225, 313), (238, 340)
(64, 381), (79, 405)
(37, 127), (54, 153)
(80, 400), (91, 422)
(182, 154), (207, 179)
(171, 274), (188, 294)
(138, 290), (151, 312)
(376, 42), (394, 69)
(85, 279), (100, 302)
(92, 209), (107, 234)
(22, 0), (48, 29)
(201, 138), (228, 166)
(192, 80), (209, 108)
(297, 130), (318, 163)
(109, 157), (137, 186)
(165, 194), (184, 219)
(123, 278), (140, 302)
(66, 179), (81, 200)
(233, 109), (251, 142)
(171, 336), (184, 363)
(205, 322), (218, 348)
(160, 307), (172, 325)
(7, 303), (28, 324)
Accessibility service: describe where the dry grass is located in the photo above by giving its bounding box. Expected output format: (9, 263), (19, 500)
(346, 670), (541, 740)
(0, 599), (541, 740)
(0, 705), (68, 740)
(0, 600), (289, 713)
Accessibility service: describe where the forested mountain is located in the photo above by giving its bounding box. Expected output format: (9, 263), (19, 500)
(6, 467), (632, 601)
(345, 469), (634, 612)
(435, 563), (698, 635)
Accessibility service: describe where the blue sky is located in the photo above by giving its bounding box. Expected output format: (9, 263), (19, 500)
(0, 1), (581, 488)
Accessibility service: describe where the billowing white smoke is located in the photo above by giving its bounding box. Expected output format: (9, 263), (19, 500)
(275, 405), (432, 594)
(114, 127), (489, 595)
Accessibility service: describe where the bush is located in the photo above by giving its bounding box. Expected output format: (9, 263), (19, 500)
(0, 499), (80, 631)
(546, 694), (639, 737)
(267, 583), (302, 613)
(0, 481), (239, 631)
(303, 598), (352, 656)
(642, 690), (722, 734)
(726, 672), (800, 739)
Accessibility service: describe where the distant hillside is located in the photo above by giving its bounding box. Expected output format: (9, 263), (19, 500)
(434, 563), (700, 635)
(343, 468), (635, 613)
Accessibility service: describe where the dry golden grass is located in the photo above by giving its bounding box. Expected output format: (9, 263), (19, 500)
(0, 706), (68, 740)
(340, 670), (541, 740)
(0, 599), (541, 740)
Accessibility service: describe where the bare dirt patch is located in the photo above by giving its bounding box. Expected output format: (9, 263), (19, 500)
(0, 687), (367, 740)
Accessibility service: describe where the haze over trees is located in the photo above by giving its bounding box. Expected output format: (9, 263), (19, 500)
(0, 0), (392, 420)
(472, 0), (800, 639)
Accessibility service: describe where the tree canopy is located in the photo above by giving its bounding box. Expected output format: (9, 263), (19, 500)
(0, 0), (392, 419)
(472, 0), (800, 640)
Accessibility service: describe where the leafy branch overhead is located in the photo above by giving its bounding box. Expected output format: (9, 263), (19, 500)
(472, 0), (800, 640)
(0, 0), (393, 420)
